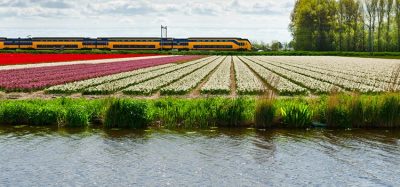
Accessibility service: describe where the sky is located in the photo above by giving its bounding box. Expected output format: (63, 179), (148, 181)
(0, 0), (295, 43)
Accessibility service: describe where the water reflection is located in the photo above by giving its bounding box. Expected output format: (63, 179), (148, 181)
(0, 126), (399, 186)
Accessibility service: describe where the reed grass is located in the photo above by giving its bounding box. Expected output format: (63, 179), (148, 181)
(255, 97), (276, 128)
(104, 99), (149, 128)
(149, 97), (253, 128)
(279, 101), (313, 128)
(0, 93), (399, 129)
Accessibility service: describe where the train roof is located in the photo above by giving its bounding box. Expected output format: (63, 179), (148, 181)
(32, 37), (86, 40)
(0, 37), (251, 43)
(99, 37), (168, 39)
(188, 37), (251, 42)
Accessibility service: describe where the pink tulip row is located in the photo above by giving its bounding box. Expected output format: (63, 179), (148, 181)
(0, 55), (200, 91)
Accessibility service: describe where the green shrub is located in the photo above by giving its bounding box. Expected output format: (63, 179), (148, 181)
(149, 98), (252, 128)
(214, 98), (248, 126)
(280, 102), (313, 128)
(65, 105), (90, 127)
(379, 95), (400, 127)
(105, 99), (149, 128)
(255, 99), (276, 128)
(0, 103), (34, 125)
(31, 105), (64, 126)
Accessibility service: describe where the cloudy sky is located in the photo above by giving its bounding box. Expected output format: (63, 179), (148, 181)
(0, 0), (294, 43)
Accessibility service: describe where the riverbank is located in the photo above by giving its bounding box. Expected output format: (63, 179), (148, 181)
(0, 93), (399, 129)
(2, 49), (400, 59)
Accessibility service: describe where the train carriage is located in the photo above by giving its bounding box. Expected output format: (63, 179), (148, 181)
(0, 37), (252, 51)
(32, 37), (84, 49)
(105, 37), (161, 50)
(189, 37), (251, 51)
(0, 38), (4, 49)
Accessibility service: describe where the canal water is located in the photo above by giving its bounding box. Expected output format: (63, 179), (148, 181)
(1, 126), (399, 186)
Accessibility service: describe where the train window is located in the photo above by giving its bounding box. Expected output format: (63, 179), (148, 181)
(37, 45), (78, 49)
(113, 45), (155, 49)
(193, 45), (233, 49)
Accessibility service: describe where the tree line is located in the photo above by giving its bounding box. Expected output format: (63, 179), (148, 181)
(290, 0), (400, 52)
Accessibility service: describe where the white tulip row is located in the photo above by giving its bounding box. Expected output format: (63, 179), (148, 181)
(160, 56), (224, 94)
(255, 57), (382, 93)
(257, 56), (400, 89)
(240, 57), (308, 95)
(84, 56), (216, 94)
(259, 56), (392, 89)
(201, 56), (232, 94)
(255, 56), (398, 92)
(45, 63), (176, 93)
(248, 57), (338, 93)
(233, 56), (265, 94)
(123, 56), (219, 95)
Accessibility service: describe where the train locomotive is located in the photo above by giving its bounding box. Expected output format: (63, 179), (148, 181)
(0, 37), (252, 51)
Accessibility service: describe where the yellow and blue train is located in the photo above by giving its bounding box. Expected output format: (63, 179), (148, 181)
(0, 37), (252, 51)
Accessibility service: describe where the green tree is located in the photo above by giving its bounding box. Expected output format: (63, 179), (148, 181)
(271, 41), (283, 51)
(386, 0), (394, 51)
(290, 0), (337, 51)
(395, 0), (400, 50)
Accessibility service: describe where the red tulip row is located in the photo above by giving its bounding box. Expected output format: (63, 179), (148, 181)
(0, 53), (158, 65)
(0, 55), (201, 91)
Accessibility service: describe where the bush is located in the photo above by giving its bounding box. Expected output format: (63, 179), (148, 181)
(0, 103), (34, 125)
(31, 105), (64, 126)
(149, 98), (253, 128)
(65, 105), (90, 127)
(280, 102), (313, 128)
(379, 95), (400, 127)
(105, 99), (149, 128)
(215, 98), (248, 126)
(255, 98), (276, 128)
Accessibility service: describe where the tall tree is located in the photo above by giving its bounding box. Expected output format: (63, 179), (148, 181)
(377, 0), (387, 51)
(396, 0), (400, 50)
(338, 0), (344, 51)
(342, 0), (361, 50)
(365, 0), (379, 52)
(386, 0), (394, 51)
(290, 0), (337, 51)
(360, 1), (368, 51)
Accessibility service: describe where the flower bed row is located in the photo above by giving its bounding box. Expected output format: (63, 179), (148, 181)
(82, 57), (211, 95)
(123, 56), (216, 95)
(0, 53), (158, 65)
(160, 56), (223, 95)
(200, 56), (232, 94)
(240, 57), (308, 95)
(0, 55), (200, 91)
(233, 56), (265, 94)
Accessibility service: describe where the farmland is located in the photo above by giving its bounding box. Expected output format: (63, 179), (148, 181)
(0, 55), (400, 98)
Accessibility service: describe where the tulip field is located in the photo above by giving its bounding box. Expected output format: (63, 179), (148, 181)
(0, 53), (158, 65)
(1, 55), (400, 97)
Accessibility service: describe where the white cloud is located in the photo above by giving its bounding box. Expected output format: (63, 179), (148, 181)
(0, 0), (294, 42)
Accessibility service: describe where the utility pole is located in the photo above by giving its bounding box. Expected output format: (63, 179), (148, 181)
(161, 25), (167, 50)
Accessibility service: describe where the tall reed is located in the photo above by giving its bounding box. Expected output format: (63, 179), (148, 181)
(255, 96), (276, 128)
(104, 99), (149, 128)
(279, 101), (313, 128)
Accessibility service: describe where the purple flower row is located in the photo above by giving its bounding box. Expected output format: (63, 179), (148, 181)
(0, 56), (200, 91)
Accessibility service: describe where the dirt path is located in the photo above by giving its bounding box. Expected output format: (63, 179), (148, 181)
(230, 56), (238, 97)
